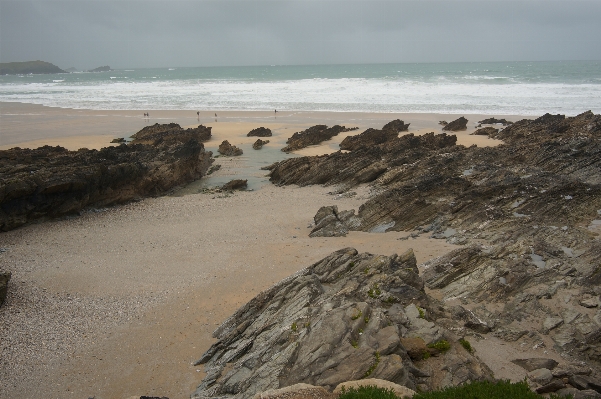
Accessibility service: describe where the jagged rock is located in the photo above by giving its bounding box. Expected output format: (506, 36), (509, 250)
(221, 180), (248, 191)
(580, 296), (601, 308)
(543, 317), (564, 332)
(478, 118), (513, 126)
(218, 140), (243, 156)
(0, 126), (214, 231)
(535, 379), (565, 394)
(0, 271), (10, 307)
(528, 368), (553, 385)
(252, 139), (270, 150)
(111, 137), (126, 143)
(131, 123), (212, 144)
(438, 121), (448, 126)
(247, 127), (272, 137)
(399, 337), (428, 361)
(333, 379), (415, 398)
(382, 120), (411, 133)
(282, 125), (354, 152)
(339, 129), (399, 152)
(511, 358), (559, 372)
(207, 165), (221, 175)
(450, 305), (491, 334)
(442, 117), (468, 131)
(471, 127), (498, 136)
(252, 383), (333, 399)
(569, 375), (601, 393)
(309, 205), (360, 237)
(266, 111), (601, 374)
(191, 248), (492, 399)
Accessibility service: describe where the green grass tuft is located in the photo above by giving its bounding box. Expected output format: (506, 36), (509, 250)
(351, 309), (363, 320)
(291, 322), (297, 332)
(418, 307), (426, 319)
(427, 340), (451, 353)
(459, 338), (473, 353)
(363, 352), (381, 378)
(338, 385), (401, 399)
(412, 379), (572, 399)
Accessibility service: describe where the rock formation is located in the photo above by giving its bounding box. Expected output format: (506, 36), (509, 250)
(0, 271), (10, 307)
(282, 125), (357, 153)
(265, 111), (601, 394)
(192, 248), (493, 399)
(252, 139), (270, 150)
(339, 120), (408, 152)
(478, 118), (513, 126)
(221, 179), (248, 191)
(441, 117), (468, 131)
(131, 123), (212, 145)
(247, 127), (272, 137)
(0, 124), (214, 231)
(88, 66), (111, 72)
(218, 141), (243, 156)
(471, 126), (498, 136)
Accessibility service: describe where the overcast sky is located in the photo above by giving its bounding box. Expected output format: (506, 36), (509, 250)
(1, 0), (600, 69)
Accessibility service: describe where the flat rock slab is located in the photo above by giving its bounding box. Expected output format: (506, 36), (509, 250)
(512, 358), (559, 372)
(252, 383), (334, 399)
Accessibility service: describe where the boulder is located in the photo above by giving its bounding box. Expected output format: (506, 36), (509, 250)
(333, 379), (415, 398)
(339, 128), (399, 152)
(442, 117), (468, 131)
(111, 137), (126, 143)
(253, 139), (270, 150)
(535, 379), (565, 394)
(131, 123), (212, 144)
(309, 205), (360, 237)
(0, 271), (11, 306)
(527, 368), (553, 385)
(471, 127), (498, 136)
(382, 120), (410, 133)
(247, 127), (272, 137)
(218, 140), (243, 156)
(512, 358), (559, 372)
(221, 179), (248, 191)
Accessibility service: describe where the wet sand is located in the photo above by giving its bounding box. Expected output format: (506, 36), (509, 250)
(0, 102), (529, 399)
(0, 102), (516, 152)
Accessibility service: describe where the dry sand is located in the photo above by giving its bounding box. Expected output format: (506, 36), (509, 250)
(0, 102), (532, 399)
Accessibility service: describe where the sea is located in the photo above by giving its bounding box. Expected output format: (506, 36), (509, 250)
(1, 61), (600, 115)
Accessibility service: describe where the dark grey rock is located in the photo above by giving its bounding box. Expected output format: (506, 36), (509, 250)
(442, 117), (468, 131)
(191, 248), (492, 399)
(0, 271), (10, 307)
(535, 379), (565, 394)
(511, 358), (559, 372)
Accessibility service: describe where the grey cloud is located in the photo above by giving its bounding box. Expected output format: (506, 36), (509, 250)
(1, 0), (600, 69)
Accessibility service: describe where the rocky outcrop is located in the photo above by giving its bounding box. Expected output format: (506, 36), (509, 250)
(268, 132), (457, 187)
(478, 118), (513, 126)
(0, 271), (10, 307)
(338, 119), (410, 152)
(252, 139), (270, 150)
(221, 179), (248, 191)
(266, 111), (601, 385)
(247, 127), (272, 137)
(309, 205), (360, 237)
(192, 248), (493, 399)
(88, 66), (111, 72)
(471, 127), (498, 136)
(131, 123), (212, 145)
(442, 117), (468, 131)
(111, 138), (127, 143)
(0, 126), (214, 231)
(218, 141), (243, 156)
(282, 125), (356, 152)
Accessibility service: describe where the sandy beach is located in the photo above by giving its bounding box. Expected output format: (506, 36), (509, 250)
(0, 102), (534, 398)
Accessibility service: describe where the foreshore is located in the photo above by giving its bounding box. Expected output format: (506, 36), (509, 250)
(1, 102), (534, 398)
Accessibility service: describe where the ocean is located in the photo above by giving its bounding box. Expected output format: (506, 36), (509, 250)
(1, 61), (600, 115)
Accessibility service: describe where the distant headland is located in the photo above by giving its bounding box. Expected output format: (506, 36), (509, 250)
(88, 65), (111, 72)
(0, 60), (66, 75)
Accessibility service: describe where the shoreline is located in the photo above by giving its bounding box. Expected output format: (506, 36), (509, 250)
(0, 101), (522, 151)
